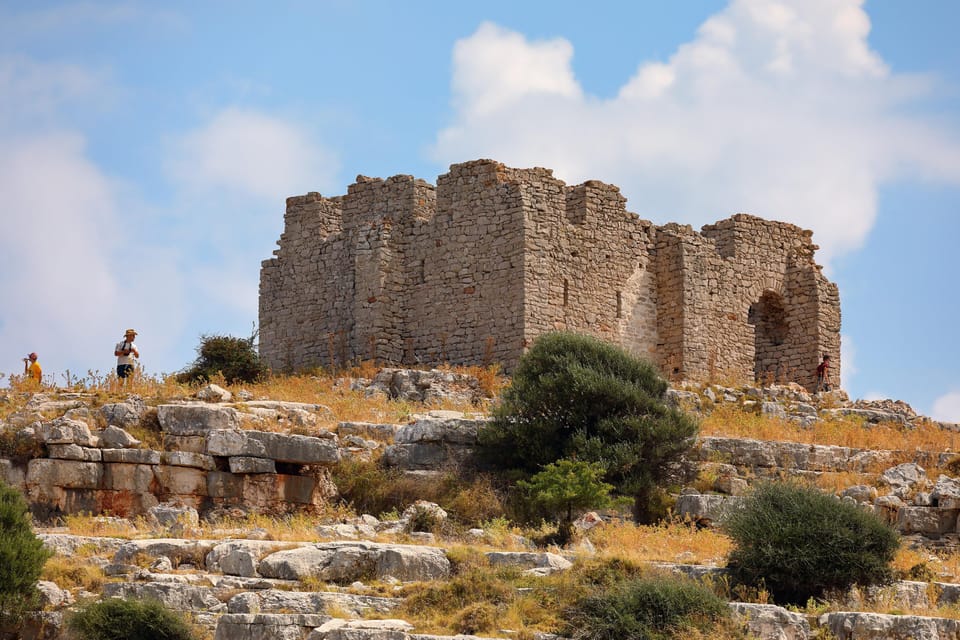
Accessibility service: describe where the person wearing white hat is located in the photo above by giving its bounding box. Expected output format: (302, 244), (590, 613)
(114, 329), (140, 380)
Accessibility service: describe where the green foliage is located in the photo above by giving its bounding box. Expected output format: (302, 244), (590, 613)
(518, 459), (613, 545)
(724, 481), (900, 605)
(0, 480), (52, 625)
(177, 333), (268, 384)
(480, 332), (698, 522)
(67, 598), (197, 640)
(565, 575), (731, 640)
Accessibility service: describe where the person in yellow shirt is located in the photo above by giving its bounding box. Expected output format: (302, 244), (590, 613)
(23, 352), (42, 385)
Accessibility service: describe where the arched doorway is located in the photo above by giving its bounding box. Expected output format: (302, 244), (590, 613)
(748, 291), (788, 382)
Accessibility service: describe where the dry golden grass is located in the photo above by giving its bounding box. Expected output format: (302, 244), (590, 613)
(61, 514), (144, 538)
(702, 404), (960, 453)
(589, 520), (732, 567)
(41, 555), (105, 592)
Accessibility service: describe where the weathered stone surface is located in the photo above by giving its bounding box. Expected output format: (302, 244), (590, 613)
(148, 503), (200, 529)
(26, 459), (101, 489)
(155, 465), (207, 496)
(260, 162), (840, 391)
(227, 589), (400, 616)
(819, 611), (960, 639)
(932, 475), (960, 510)
(207, 430), (340, 465)
(897, 507), (959, 535)
(38, 418), (96, 446)
(38, 533), (127, 556)
(158, 404), (240, 436)
(0, 458), (26, 490)
(161, 450), (217, 470)
(207, 540), (298, 577)
(103, 582), (222, 612)
(101, 463), (156, 492)
(381, 443), (450, 470)
(822, 408), (907, 424)
(881, 463), (928, 497)
(230, 456), (277, 474)
(675, 492), (736, 525)
(729, 602), (810, 640)
(99, 425), (141, 449)
(214, 613), (330, 640)
(46, 444), (101, 461)
(337, 422), (398, 442)
(36, 581), (73, 609)
(258, 542), (450, 583)
(99, 396), (146, 428)
(394, 413), (483, 445)
(197, 384), (232, 402)
(308, 618), (413, 640)
(101, 448), (161, 464)
(485, 552), (572, 574)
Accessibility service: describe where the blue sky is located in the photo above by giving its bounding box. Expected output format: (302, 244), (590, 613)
(1, 1), (959, 420)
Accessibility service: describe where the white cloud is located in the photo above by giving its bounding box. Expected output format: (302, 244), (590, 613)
(167, 108), (339, 201)
(0, 55), (187, 382)
(932, 391), (960, 424)
(432, 0), (960, 265)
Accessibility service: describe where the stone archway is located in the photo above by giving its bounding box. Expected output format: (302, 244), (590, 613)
(748, 290), (789, 382)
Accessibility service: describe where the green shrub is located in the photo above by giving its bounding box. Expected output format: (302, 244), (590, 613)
(68, 598), (196, 640)
(518, 459), (614, 545)
(0, 481), (52, 625)
(453, 602), (499, 634)
(177, 333), (268, 384)
(480, 332), (698, 522)
(565, 575), (731, 640)
(724, 481), (900, 605)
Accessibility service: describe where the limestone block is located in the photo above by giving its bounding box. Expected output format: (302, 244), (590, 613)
(38, 418), (96, 447)
(148, 503), (200, 530)
(47, 444), (102, 462)
(207, 430), (340, 465)
(26, 459), (101, 490)
(375, 545), (451, 581)
(99, 425), (141, 449)
(197, 384), (232, 402)
(101, 449), (161, 464)
(932, 475), (960, 509)
(207, 471), (243, 499)
(161, 451), (217, 470)
(843, 485), (879, 503)
(214, 613), (330, 640)
(675, 492), (736, 525)
(394, 414), (482, 445)
(896, 506), (958, 535)
(206, 541), (294, 578)
(99, 400), (146, 429)
(230, 457), (277, 474)
(258, 546), (337, 580)
(729, 603), (810, 640)
(157, 404), (239, 436)
(484, 552), (571, 574)
(819, 611), (960, 639)
(0, 459), (26, 490)
(310, 618), (411, 640)
(155, 465), (207, 496)
(163, 435), (207, 454)
(381, 443), (448, 469)
(102, 582), (222, 612)
(228, 589), (399, 616)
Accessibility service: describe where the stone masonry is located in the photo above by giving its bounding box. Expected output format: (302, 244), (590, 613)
(260, 159), (840, 389)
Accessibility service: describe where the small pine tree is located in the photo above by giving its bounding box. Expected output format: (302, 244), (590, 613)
(518, 459), (614, 544)
(178, 331), (268, 384)
(0, 481), (52, 625)
(480, 332), (698, 522)
(725, 481), (900, 605)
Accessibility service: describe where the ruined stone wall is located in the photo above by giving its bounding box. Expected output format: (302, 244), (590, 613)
(260, 160), (841, 389)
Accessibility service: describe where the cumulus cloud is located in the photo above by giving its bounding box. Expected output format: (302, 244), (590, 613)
(167, 108), (339, 201)
(932, 391), (960, 424)
(432, 0), (960, 264)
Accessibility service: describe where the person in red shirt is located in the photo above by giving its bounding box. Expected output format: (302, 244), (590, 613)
(816, 354), (831, 393)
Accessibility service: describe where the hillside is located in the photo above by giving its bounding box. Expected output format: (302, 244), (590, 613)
(2, 366), (960, 640)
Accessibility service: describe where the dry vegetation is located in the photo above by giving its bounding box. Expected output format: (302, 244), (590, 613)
(9, 365), (960, 634)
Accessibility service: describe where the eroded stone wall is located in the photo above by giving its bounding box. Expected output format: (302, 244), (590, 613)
(260, 160), (840, 389)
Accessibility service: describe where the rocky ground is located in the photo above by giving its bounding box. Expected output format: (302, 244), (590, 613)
(3, 370), (960, 640)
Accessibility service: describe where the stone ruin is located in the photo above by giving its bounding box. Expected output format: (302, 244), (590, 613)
(260, 158), (840, 390)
